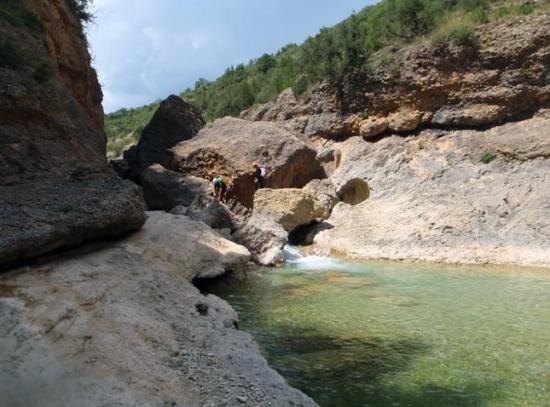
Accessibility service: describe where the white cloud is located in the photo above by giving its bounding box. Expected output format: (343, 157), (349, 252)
(88, 0), (373, 112)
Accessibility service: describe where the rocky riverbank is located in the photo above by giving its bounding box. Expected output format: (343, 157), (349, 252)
(0, 212), (316, 407)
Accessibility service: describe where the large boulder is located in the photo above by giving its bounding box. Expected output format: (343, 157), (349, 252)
(168, 117), (326, 208)
(188, 201), (237, 231)
(233, 188), (322, 265)
(126, 95), (204, 181)
(140, 164), (211, 211)
(302, 179), (340, 219)
(0, 0), (145, 267)
(253, 188), (317, 232)
(232, 218), (288, 266)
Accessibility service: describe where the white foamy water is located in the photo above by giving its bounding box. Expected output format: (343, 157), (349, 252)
(283, 245), (347, 270)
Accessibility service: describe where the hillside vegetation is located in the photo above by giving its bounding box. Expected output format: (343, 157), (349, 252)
(104, 0), (543, 157)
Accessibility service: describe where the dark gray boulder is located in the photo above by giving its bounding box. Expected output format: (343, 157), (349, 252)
(127, 95), (204, 181)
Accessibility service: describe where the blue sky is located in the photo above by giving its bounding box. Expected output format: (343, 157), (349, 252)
(87, 0), (374, 113)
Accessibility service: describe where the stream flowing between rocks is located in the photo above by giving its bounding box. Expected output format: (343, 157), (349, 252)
(204, 248), (550, 406)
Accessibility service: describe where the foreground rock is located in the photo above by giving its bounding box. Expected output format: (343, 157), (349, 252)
(169, 117), (326, 208)
(0, 0), (146, 267)
(314, 112), (550, 267)
(0, 173), (145, 267)
(0, 213), (317, 406)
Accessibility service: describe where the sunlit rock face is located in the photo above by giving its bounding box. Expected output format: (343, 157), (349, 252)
(243, 14), (550, 141)
(169, 117), (326, 208)
(314, 112), (550, 267)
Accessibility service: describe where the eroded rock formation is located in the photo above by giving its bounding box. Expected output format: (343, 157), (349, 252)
(313, 110), (550, 266)
(0, 0), (145, 267)
(243, 13), (550, 141)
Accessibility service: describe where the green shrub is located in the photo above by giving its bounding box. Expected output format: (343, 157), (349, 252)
(65, 0), (94, 25)
(519, 2), (536, 14)
(470, 6), (489, 23)
(32, 62), (52, 83)
(481, 151), (496, 164)
(0, 41), (24, 69)
(448, 25), (479, 47)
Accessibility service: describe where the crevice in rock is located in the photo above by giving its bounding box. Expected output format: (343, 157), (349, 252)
(288, 221), (334, 246)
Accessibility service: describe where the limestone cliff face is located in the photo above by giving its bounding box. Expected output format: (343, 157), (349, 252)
(0, 0), (145, 267)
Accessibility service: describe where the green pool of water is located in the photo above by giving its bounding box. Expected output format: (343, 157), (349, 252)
(205, 257), (550, 406)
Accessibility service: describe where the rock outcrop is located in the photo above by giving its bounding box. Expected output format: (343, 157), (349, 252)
(169, 117), (326, 208)
(0, 0), (145, 267)
(313, 110), (550, 267)
(123, 95), (204, 181)
(0, 212), (317, 406)
(243, 13), (550, 141)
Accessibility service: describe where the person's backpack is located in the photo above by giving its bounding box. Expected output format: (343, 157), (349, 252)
(214, 175), (224, 185)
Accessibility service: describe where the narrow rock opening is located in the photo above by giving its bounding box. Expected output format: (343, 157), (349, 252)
(338, 178), (370, 205)
(288, 221), (334, 246)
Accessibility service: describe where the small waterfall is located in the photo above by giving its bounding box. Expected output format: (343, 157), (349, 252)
(283, 245), (346, 270)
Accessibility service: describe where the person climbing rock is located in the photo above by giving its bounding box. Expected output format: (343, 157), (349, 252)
(212, 174), (228, 202)
(252, 162), (265, 190)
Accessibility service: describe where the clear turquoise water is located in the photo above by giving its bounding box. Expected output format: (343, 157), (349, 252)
(206, 258), (550, 407)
